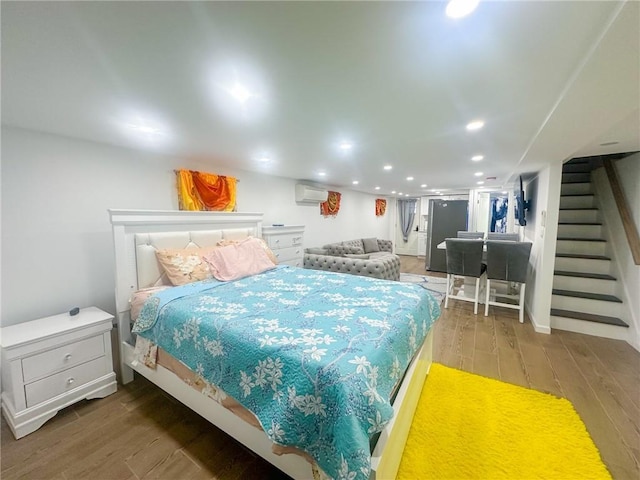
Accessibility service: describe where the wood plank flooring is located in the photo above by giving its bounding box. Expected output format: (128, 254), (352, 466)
(2, 255), (638, 479)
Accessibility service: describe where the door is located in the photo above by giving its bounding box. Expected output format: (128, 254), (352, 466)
(426, 200), (469, 272)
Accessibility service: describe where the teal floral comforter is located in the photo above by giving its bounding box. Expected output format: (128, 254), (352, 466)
(133, 266), (440, 480)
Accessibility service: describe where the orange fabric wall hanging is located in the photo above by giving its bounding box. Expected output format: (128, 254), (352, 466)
(375, 198), (387, 216)
(320, 191), (341, 216)
(176, 169), (237, 212)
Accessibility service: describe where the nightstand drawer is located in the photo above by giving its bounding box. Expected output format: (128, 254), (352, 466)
(274, 246), (303, 263)
(280, 258), (302, 268)
(25, 356), (106, 408)
(21, 334), (105, 383)
(265, 233), (304, 249)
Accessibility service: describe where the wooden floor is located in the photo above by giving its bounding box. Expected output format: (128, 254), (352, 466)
(2, 255), (639, 479)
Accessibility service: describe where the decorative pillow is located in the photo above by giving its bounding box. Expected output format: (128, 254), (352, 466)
(155, 247), (219, 286)
(129, 286), (171, 321)
(217, 237), (278, 264)
(204, 237), (276, 281)
(344, 253), (370, 259)
(362, 238), (380, 253)
(305, 248), (328, 255)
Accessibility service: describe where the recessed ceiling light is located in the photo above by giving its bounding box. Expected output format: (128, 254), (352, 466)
(466, 120), (485, 131)
(420, 184), (427, 188)
(352, 180), (359, 185)
(228, 83), (253, 103)
(339, 141), (354, 152)
(477, 181), (485, 185)
(391, 190), (396, 194)
(471, 155), (484, 161)
(439, 193), (444, 196)
(407, 176), (414, 181)
(405, 194), (410, 197)
(446, 0), (480, 19)
(375, 186), (380, 190)
(398, 192), (403, 195)
(383, 165), (393, 171)
(474, 172), (483, 177)
(502, 191), (508, 194)
(318, 172), (326, 176)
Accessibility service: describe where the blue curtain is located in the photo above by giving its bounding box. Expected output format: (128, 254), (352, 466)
(398, 199), (417, 242)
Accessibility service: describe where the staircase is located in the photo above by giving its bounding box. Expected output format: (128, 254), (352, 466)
(550, 158), (629, 339)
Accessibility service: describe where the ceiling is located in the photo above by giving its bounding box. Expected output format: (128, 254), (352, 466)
(2, 1), (639, 197)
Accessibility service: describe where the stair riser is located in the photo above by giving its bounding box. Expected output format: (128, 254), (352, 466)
(554, 257), (611, 275)
(560, 196), (595, 209)
(551, 295), (621, 317)
(551, 316), (628, 341)
(561, 183), (592, 195)
(557, 224), (602, 238)
(558, 210), (599, 223)
(562, 172), (591, 183)
(556, 240), (606, 256)
(553, 275), (617, 295)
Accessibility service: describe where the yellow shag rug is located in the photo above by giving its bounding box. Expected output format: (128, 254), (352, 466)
(397, 363), (611, 479)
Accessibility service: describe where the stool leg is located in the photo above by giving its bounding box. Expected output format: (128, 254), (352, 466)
(473, 277), (479, 315)
(519, 283), (526, 323)
(485, 279), (491, 316)
(445, 274), (450, 309)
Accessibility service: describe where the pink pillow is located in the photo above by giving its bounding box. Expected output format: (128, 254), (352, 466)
(203, 237), (276, 281)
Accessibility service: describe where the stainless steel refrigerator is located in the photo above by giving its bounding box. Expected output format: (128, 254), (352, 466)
(425, 199), (469, 272)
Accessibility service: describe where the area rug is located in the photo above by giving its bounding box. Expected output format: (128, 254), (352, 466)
(399, 273), (446, 303)
(397, 363), (611, 480)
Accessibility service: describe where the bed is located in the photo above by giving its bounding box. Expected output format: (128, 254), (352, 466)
(109, 209), (440, 480)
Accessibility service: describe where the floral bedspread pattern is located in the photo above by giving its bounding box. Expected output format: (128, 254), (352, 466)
(133, 266), (440, 480)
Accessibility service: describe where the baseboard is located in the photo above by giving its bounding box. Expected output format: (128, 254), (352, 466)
(527, 309), (551, 334)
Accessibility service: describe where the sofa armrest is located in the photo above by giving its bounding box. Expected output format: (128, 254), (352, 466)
(303, 253), (400, 281)
(377, 239), (393, 252)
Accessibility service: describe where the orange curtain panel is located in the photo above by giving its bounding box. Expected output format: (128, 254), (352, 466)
(320, 191), (341, 216)
(176, 169), (237, 212)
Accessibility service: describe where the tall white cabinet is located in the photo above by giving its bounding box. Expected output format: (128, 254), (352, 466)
(262, 225), (305, 267)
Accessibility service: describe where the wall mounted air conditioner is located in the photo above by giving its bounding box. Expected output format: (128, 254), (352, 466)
(295, 184), (329, 203)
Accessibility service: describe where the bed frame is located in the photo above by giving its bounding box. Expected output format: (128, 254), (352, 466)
(109, 209), (433, 480)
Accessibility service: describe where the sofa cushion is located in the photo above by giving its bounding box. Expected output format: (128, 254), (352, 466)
(363, 237), (380, 253)
(344, 253), (370, 259)
(305, 247), (329, 255)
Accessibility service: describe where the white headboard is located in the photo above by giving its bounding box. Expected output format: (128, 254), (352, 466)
(109, 209), (263, 382)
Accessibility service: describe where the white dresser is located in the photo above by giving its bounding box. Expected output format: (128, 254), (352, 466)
(262, 225), (305, 267)
(1, 307), (117, 439)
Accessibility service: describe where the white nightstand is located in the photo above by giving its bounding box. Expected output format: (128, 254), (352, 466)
(1, 307), (117, 439)
(262, 225), (305, 267)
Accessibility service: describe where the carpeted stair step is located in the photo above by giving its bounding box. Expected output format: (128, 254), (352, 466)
(550, 309), (628, 328)
(552, 289), (622, 303)
(554, 271), (616, 280)
(555, 253), (611, 260)
(552, 289), (623, 317)
(556, 237), (606, 242)
(553, 271), (617, 295)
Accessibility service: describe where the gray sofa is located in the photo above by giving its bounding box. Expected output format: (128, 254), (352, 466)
(303, 238), (401, 281)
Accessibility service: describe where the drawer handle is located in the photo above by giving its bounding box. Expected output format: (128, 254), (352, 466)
(64, 354), (72, 361)
(66, 377), (75, 387)
(274, 239), (280, 243)
(275, 252), (281, 257)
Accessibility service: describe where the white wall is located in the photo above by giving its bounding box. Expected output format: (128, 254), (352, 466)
(522, 161), (562, 334)
(1, 126), (392, 326)
(592, 154), (640, 350)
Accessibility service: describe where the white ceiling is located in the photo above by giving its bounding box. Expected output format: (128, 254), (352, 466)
(2, 1), (639, 197)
